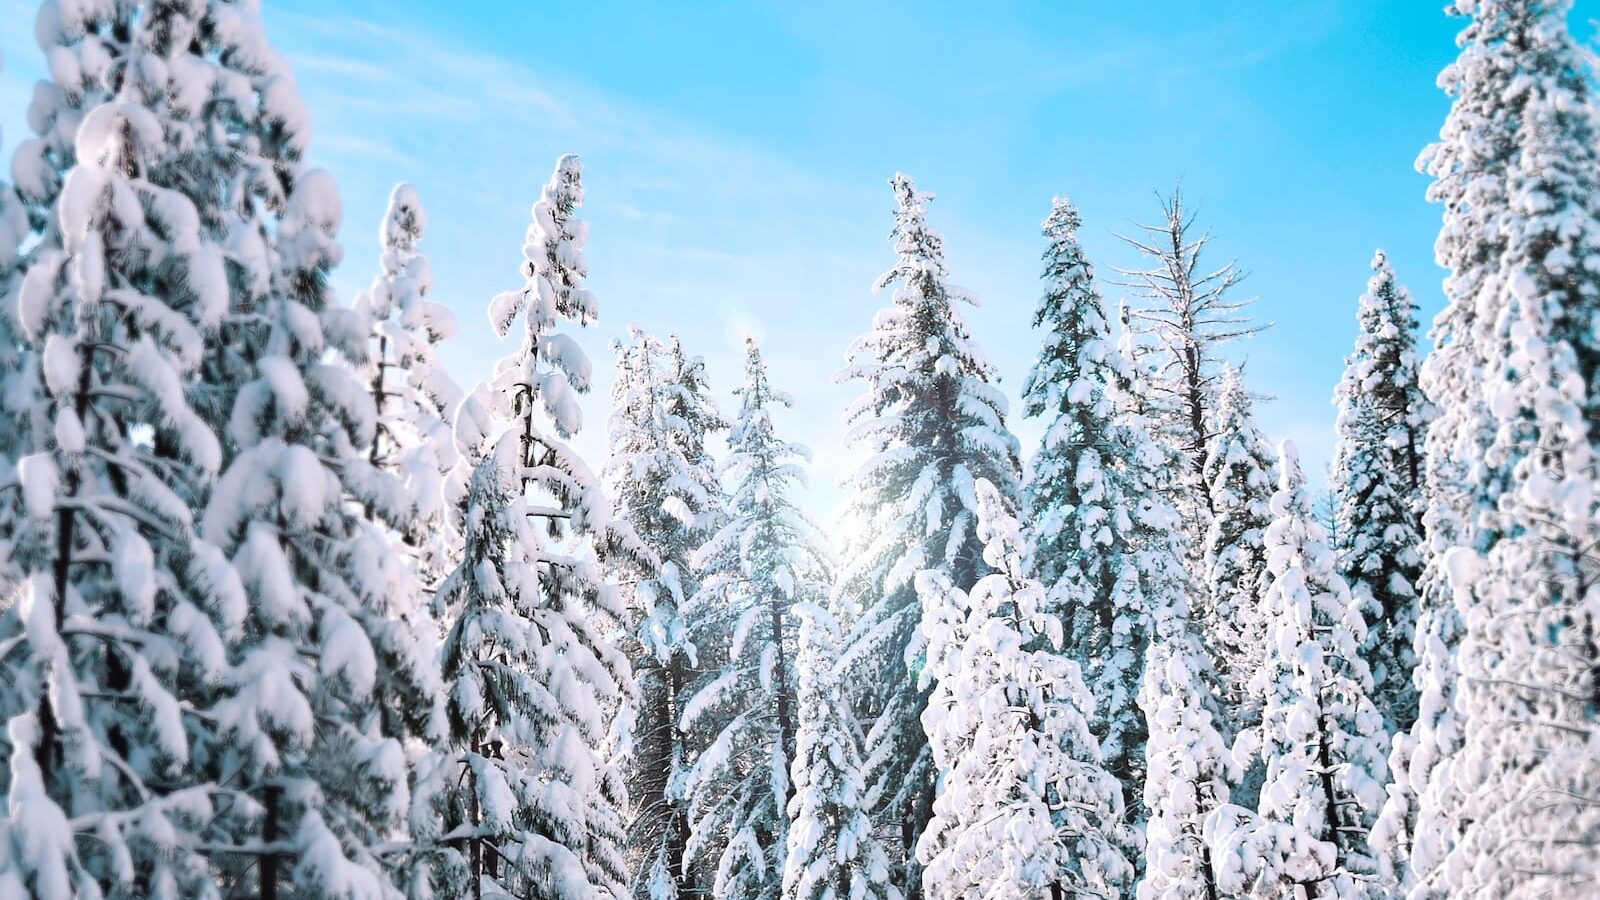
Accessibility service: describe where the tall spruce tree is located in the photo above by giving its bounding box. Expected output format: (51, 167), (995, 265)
(1330, 250), (1427, 736)
(200, 160), (439, 894)
(0, 70), (243, 900)
(1114, 189), (1264, 558)
(1222, 442), (1388, 899)
(1137, 634), (1236, 900)
(1021, 197), (1192, 833)
(356, 182), (466, 587)
(1198, 367), (1277, 739)
(916, 479), (1133, 899)
(0, 36), (38, 772)
(834, 174), (1020, 895)
(783, 603), (901, 900)
(0, 1), (332, 893)
(344, 183), (462, 893)
(427, 155), (634, 899)
(1430, 0), (1600, 891)
(681, 338), (827, 900)
(1378, 2), (1600, 893)
(191, 7), (459, 892)
(608, 329), (726, 900)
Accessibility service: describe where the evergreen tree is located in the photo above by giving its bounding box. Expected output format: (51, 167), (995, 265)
(0, 1), (309, 893)
(1114, 188), (1265, 557)
(681, 338), (827, 900)
(916, 479), (1133, 899)
(356, 182), (466, 586)
(1379, 2), (1600, 893)
(1223, 442), (1387, 899)
(427, 155), (634, 899)
(200, 161), (432, 895)
(1021, 197), (1191, 827)
(0, 74), (243, 900)
(834, 173), (1020, 895)
(783, 603), (900, 900)
(1198, 367), (1276, 738)
(1427, 1), (1600, 891)
(1330, 250), (1427, 736)
(346, 183), (461, 893)
(8, 0), (122, 226)
(608, 328), (727, 900)
(0, 41), (44, 603)
(1137, 634), (1237, 900)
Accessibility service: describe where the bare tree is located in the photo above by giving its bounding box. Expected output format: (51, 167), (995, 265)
(1113, 187), (1266, 536)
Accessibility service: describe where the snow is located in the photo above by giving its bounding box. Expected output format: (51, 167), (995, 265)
(17, 453), (57, 518)
(72, 101), (160, 171)
(427, 155), (633, 898)
(832, 176), (1022, 890)
(917, 479), (1132, 899)
(16, 248), (62, 340)
(1226, 443), (1388, 898)
(0, 0), (1580, 893)
(785, 603), (902, 900)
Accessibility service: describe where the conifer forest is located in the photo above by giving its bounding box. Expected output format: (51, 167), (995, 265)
(0, 0), (1594, 898)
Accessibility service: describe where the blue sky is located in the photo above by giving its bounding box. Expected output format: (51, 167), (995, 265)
(2, 0), (1594, 516)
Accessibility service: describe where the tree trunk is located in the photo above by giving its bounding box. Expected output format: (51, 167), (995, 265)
(667, 659), (692, 900)
(1184, 342), (1213, 515)
(471, 731), (483, 900)
(38, 346), (93, 788)
(261, 784), (281, 900)
(768, 581), (796, 808)
(1315, 711), (1344, 876)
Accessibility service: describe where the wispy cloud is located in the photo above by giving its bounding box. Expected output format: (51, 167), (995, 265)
(260, 3), (887, 517)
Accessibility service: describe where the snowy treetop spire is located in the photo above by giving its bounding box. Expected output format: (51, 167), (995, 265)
(834, 173), (1021, 894)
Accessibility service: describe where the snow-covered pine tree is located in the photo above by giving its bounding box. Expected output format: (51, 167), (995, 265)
(0, 68), (245, 898)
(201, 159), (433, 895)
(345, 182), (472, 892)
(426, 154), (635, 899)
(1198, 367), (1276, 738)
(0, 0), (315, 891)
(1234, 441), (1387, 898)
(783, 602), (901, 900)
(1420, 1), (1600, 892)
(1376, 2), (1600, 893)
(834, 174), (1021, 894)
(915, 478), (1133, 899)
(76, 1), (457, 891)
(1330, 250), (1427, 736)
(1114, 189), (1265, 558)
(0, 43), (42, 600)
(1137, 632), (1237, 900)
(608, 328), (727, 900)
(8, 0), (122, 226)
(357, 181), (465, 586)
(1021, 196), (1191, 830)
(681, 338), (827, 900)
(1, 0), (149, 637)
